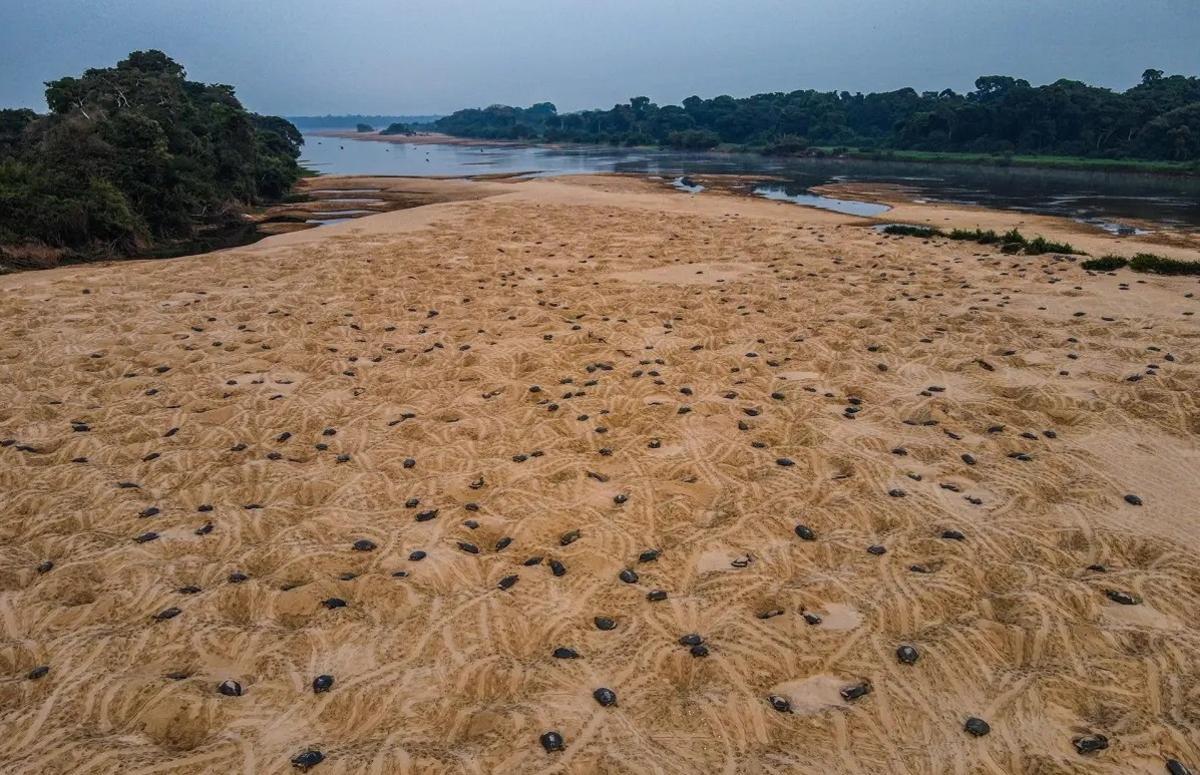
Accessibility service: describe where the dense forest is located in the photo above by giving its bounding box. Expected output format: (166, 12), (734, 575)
(434, 70), (1200, 163)
(0, 51), (305, 265)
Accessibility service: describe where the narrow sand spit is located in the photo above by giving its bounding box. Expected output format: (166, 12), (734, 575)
(1, 174), (1199, 774)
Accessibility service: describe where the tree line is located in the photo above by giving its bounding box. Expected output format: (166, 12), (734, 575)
(433, 70), (1200, 162)
(0, 51), (305, 264)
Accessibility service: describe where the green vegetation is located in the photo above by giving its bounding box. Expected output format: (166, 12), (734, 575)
(1023, 236), (1083, 256)
(944, 227), (1082, 255)
(1080, 253), (1200, 275)
(666, 129), (721, 150)
(1081, 255), (1130, 271)
(380, 122), (417, 136)
(355, 123), (374, 132)
(0, 50), (304, 266)
(947, 228), (1003, 243)
(435, 70), (1200, 167)
(1129, 252), (1200, 275)
(883, 225), (941, 238)
(883, 224), (1083, 255)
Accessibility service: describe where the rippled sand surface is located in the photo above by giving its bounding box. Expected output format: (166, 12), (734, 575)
(1, 175), (1199, 774)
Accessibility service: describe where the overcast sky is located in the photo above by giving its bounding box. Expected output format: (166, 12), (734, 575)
(2, 0), (1198, 116)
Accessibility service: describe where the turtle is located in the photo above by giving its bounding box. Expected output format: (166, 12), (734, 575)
(964, 717), (991, 737)
(540, 731), (565, 753)
(291, 749), (325, 770)
(217, 679), (243, 697)
(593, 688), (618, 707)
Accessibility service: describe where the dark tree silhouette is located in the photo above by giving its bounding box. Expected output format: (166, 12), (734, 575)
(1, 51), (303, 258)
(433, 71), (1200, 162)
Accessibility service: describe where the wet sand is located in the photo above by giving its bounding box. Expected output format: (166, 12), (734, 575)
(1, 175), (1199, 774)
(255, 176), (520, 236)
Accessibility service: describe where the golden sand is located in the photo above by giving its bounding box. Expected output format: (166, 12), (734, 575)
(1, 175), (1199, 773)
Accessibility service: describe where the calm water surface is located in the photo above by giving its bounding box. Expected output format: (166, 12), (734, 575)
(301, 134), (1200, 231)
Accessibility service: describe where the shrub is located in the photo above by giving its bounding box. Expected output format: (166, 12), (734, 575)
(883, 224), (943, 238)
(949, 228), (1001, 243)
(1128, 253), (1200, 275)
(1000, 228), (1028, 245)
(1081, 255), (1129, 271)
(1024, 236), (1081, 255)
(940, 227), (1081, 255)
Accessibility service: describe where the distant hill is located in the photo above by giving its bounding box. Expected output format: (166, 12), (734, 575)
(286, 115), (441, 130)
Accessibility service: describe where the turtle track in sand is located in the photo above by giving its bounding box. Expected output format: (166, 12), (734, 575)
(0, 177), (1199, 773)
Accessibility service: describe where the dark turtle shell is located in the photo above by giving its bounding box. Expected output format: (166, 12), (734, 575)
(963, 717), (991, 737)
(217, 679), (243, 696)
(291, 749), (325, 770)
(839, 681), (871, 701)
(593, 687), (617, 707)
(1072, 734), (1109, 755)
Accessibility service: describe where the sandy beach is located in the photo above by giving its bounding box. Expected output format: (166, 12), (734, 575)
(1, 174), (1199, 774)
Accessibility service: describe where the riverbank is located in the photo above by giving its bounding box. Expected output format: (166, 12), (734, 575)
(816, 147), (1200, 176)
(2, 174), (1198, 773)
(313, 129), (527, 147)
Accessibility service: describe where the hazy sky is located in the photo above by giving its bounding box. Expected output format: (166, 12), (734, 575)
(2, 0), (1198, 116)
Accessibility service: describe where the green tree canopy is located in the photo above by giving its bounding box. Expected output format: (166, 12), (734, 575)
(1, 50), (303, 259)
(433, 70), (1200, 162)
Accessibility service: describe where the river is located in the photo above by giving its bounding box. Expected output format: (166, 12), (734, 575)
(300, 133), (1200, 233)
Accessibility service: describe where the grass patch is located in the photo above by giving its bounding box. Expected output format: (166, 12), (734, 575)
(1081, 255), (1129, 271)
(1128, 253), (1200, 275)
(1024, 235), (1082, 256)
(948, 228), (1005, 244)
(891, 224), (1084, 255)
(883, 224), (943, 238)
(1079, 253), (1200, 275)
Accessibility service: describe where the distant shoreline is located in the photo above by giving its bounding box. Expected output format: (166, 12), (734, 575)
(821, 147), (1200, 177)
(309, 130), (529, 148)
